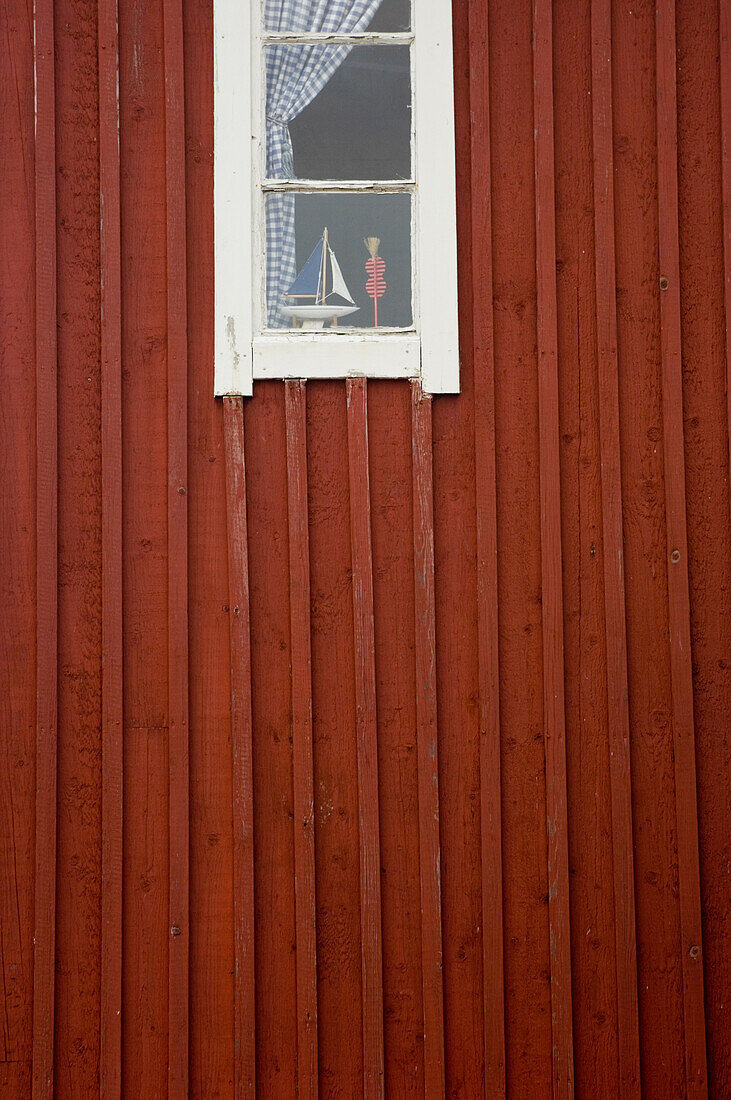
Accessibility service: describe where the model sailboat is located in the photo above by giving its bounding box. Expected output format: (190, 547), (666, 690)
(281, 228), (360, 328)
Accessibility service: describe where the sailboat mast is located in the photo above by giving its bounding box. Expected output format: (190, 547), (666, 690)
(318, 227), (329, 305)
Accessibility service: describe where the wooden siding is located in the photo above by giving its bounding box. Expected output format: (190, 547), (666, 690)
(0, 0), (729, 1097)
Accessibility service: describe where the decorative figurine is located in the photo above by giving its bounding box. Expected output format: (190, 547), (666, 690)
(281, 228), (359, 329)
(364, 237), (386, 328)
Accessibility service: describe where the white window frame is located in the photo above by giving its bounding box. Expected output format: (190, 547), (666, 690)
(214, 0), (459, 396)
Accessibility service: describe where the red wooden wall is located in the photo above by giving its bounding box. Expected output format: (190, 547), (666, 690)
(0, 0), (730, 1096)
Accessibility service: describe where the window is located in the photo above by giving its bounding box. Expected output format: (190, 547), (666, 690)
(214, 0), (459, 396)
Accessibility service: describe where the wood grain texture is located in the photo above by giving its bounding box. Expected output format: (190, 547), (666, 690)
(346, 378), (385, 1100)
(163, 0), (190, 1092)
(489, 1), (553, 1089)
(244, 382), (298, 1095)
(223, 397), (256, 1098)
(532, 0), (575, 1094)
(655, 0), (708, 1093)
(367, 380), (424, 1097)
(613, 3), (687, 1089)
(119, 0), (170, 1090)
(31, 0), (58, 1092)
(0, 0), (35, 1076)
(99, 0), (123, 1093)
(411, 382), (445, 1100)
(553, 5), (618, 1094)
(307, 381), (363, 1094)
(589, 0), (642, 1093)
(53, 0), (104, 1092)
(467, 0), (506, 1091)
(432, 12), (485, 1085)
(676, 4), (731, 1095)
(723, 0), (731, 504)
(285, 380), (318, 1100)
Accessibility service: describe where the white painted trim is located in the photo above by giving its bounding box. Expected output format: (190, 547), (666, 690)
(214, 0), (460, 397)
(413, 0), (459, 393)
(253, 332), (420, 379)
(214, 0), (253, 396)
(261, 31), (413, 43)
(262, 179), (414, 192)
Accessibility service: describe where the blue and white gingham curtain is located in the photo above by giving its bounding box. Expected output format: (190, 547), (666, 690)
(265, 0), (383, 325)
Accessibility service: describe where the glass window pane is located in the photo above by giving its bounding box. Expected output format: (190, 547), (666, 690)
(265, 0), (411, 33)
(265, 44), (411, 180)
(366, 0), (411, 32)
(264, 192), (412, 330)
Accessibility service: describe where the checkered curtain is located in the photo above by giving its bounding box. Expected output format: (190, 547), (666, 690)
(265, 0), (383, 326)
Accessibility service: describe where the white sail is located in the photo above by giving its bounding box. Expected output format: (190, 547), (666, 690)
(329, 250), (355, 304)
(281, 229), (359, 326)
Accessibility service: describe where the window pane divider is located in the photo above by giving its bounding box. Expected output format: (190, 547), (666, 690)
(261, 179), (415, 193)
(260, 326), (416, 336)
(262, 32), (413, 44)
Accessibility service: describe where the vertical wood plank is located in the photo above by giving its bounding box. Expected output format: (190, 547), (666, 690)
(99, 0), (123, 1094)
(366, 382), (423, 1094)
(612, 0), (687, 1084)
(346, 378), (385, 1100)
(0, 0), (35, 1074)
(285, 380), (318, 1100)
(655, 1), (708, 1093)
(53, 4), (104, 1086)
(305, 384), (362, 1092)
(31, 0), (58, 1092)
(119, 0), (169, 1086)
(722, 0), (731, 503)
(184, 1), (239, 1087)
(532, 1), (575, 1096)
(467, 0), (506, 1092)
(245, 385), (298, 1092)
(674, 11), (731, 1097)
(410, 382), (445, 1100)
(589, 2), (642, 1094)
(223, 396), (256, 1099)
(163, 0), (190, 1093)
(490, 2), (553, 1088)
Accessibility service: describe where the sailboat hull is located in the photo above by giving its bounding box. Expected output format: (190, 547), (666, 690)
(281, 304), (360, 322)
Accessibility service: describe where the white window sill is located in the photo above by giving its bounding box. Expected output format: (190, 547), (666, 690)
(214, 332), (421, 394)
